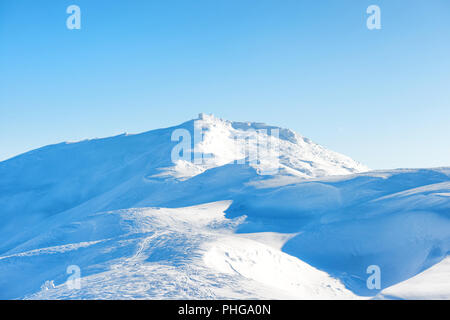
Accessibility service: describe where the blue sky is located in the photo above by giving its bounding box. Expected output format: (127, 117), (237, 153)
(1, 0), (449, 169)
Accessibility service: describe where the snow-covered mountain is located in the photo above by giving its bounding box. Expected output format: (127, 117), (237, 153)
(0, 115), (448, 299)
(0, 114), (367, 254)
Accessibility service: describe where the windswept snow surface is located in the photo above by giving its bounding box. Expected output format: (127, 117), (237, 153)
(17, 201), (356, 300)
(0, 115), (449, 299)
(377, 257), (450, 300)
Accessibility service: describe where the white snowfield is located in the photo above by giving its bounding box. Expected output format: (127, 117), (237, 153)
(0, 115), (448, 299)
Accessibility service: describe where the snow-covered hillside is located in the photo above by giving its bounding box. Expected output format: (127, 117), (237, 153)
(0, 115), (448, 299)
(377, 257), (450, 300)
(17, 201), (356, 300)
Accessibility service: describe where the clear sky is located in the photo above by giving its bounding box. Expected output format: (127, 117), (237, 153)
(1, 0), (449, 169)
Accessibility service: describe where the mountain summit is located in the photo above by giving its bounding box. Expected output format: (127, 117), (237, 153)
(166, 113), (369, 180)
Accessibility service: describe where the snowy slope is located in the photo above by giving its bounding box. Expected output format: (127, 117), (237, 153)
(0, 115), (448, 299)
(377, 257), (450, 300)
(10, 201), (356, 300)
(229, 168), (450, 295)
